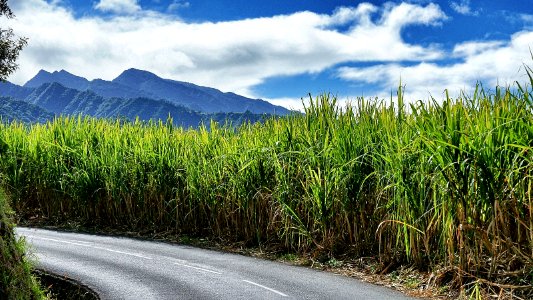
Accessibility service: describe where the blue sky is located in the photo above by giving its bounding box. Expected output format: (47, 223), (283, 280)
(3, 0), (533, 110)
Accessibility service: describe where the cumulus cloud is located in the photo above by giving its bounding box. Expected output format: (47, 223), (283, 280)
(3, 0), (448, 101)
(94, 0), (141, 15)
(338, 31), (533, 102)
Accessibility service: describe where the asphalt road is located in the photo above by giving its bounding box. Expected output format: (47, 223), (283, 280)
(17, 227), (417, 300)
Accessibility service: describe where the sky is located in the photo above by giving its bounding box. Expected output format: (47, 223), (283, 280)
(2, 0), (533, 110)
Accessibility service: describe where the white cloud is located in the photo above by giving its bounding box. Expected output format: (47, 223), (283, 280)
(168, 0), (190, 12)
(338, 31), (533, 102)
(3, 0), (447, 107)
(450, 0), (478, 16)
(452, 40), (504, 57)
(266, 96), (357, 113)
(94, 0), (141, 15)
(265, 97), (310, 112)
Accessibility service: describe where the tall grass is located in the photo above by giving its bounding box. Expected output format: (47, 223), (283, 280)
(0, 77), (531, 295)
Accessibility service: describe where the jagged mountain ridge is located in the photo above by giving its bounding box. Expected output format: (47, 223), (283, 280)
(0, 68), (291, 125)
(18, 68), (291, 115)
(112, 68), (289, 114)
(24, 69), (90, 90)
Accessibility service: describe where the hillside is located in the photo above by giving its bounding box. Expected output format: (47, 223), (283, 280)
(0, 81), (271, 126)
(0, 190), (45, 299)
(0, 82), (33, 100)
(0, 97), (53, 123)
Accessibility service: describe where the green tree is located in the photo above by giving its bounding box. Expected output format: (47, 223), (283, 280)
(0, 0), (26, 81)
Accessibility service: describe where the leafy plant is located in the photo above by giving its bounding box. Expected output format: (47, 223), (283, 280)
(0, 69), (532, 297)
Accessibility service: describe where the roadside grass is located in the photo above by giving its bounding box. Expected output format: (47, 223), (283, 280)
(0, 70), (532, 298)
(0, 190), (46, 300)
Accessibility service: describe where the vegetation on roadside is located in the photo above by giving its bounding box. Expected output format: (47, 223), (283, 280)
(0, 1), (47, 298)
(0, 190), (45, 299)
(0, 67), (532, 298)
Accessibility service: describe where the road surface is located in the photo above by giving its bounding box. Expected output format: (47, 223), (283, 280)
(17, 227), (417, 300)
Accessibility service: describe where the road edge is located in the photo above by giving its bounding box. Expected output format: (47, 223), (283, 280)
(33, 269), (100, 300)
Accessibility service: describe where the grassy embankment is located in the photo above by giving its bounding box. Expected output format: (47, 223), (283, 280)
(0, 74), (532, 297)
(0, 190), (45, 299)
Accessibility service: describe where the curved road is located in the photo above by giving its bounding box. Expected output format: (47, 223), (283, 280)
(17, 227), (417, 300)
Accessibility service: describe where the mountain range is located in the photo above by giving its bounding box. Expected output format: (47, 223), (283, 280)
(0, 97), (53, 123)
(0, 68), (292, 126)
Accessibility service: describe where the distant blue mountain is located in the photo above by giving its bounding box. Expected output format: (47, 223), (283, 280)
(0, 81), (33, 99)
(0, 81), (270, 126)
(18, 68), (291, 115)
(0, 97), (53, 123)
(0, 68), (291, 125)
(24, 69), (90, 90)
(87, 78), (152, 99)
(23, 82), (202, 126)
(25, 82), (81, 114)
(112, 68), (290, 114)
